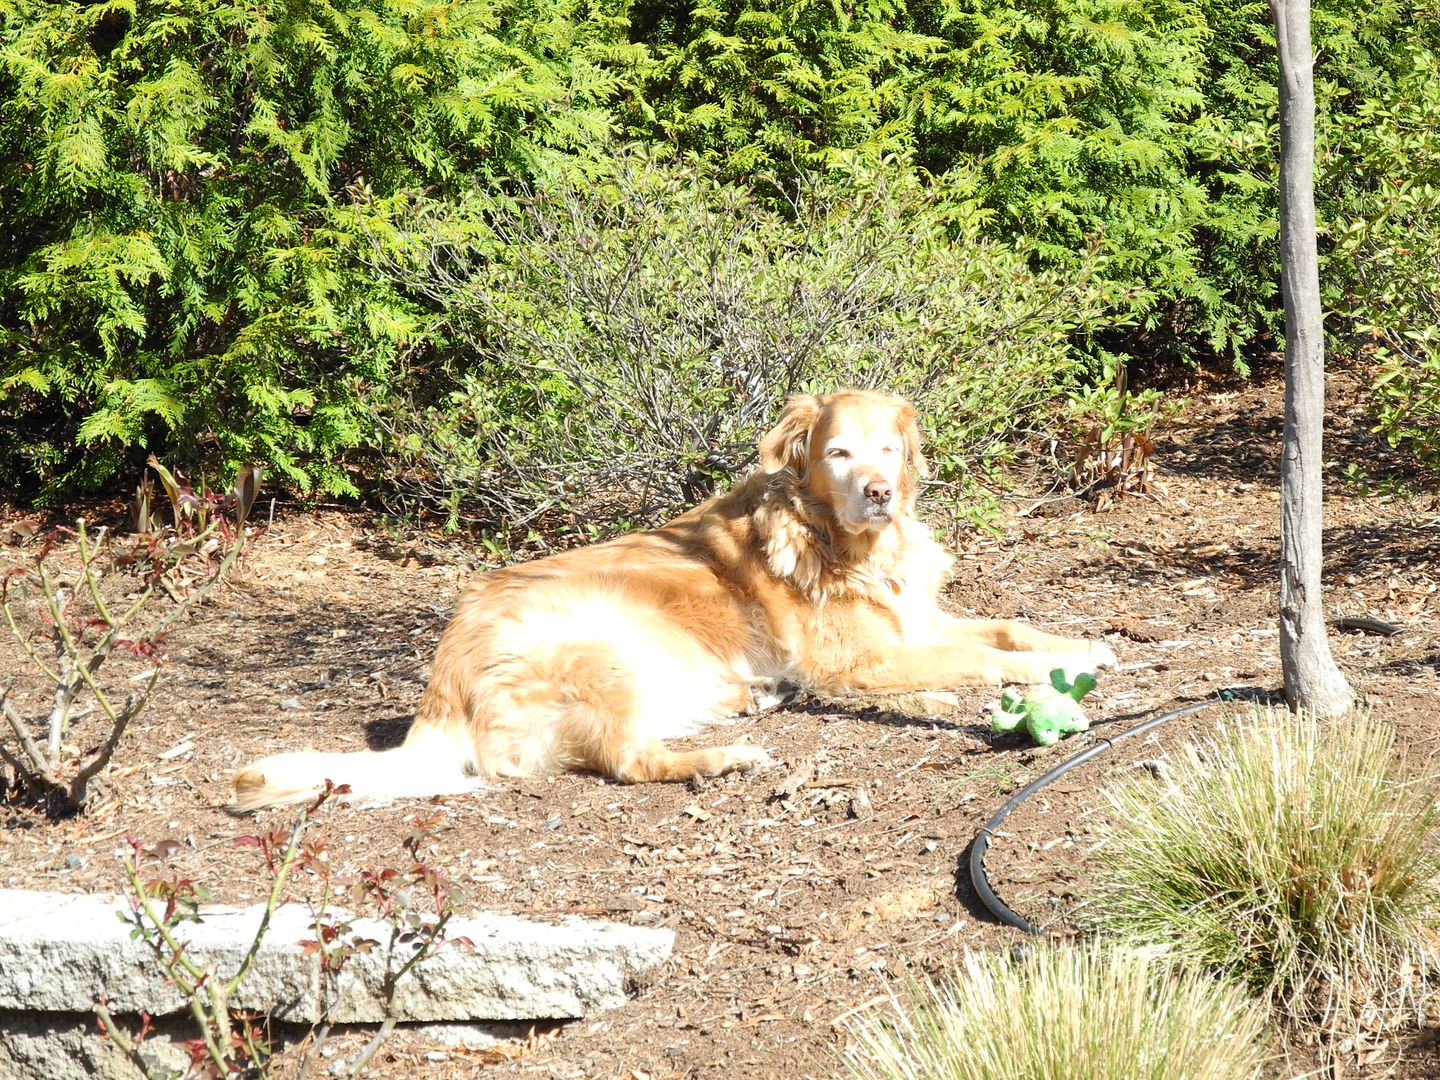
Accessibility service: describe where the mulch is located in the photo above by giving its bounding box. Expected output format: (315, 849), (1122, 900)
(2, 366), (1438, 1078)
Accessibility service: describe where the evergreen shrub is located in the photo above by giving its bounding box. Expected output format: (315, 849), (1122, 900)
(6, 0), (1440, 510)
(0, 0), (629, 498)
(628, 0), (1440, 369)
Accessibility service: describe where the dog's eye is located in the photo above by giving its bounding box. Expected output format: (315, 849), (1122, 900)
(880, 445), (899, 456)
(826, 447), (851, 460)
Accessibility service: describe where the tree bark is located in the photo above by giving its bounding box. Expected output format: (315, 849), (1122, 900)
(1271, 0), (1354, 716)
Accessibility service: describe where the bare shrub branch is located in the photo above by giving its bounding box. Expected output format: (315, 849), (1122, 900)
(361, 150), (1121, 535)
(1, 464), (263, 814)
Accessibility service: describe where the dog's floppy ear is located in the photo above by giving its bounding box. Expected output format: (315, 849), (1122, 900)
(897, 399), (929, 493)
(759, 394), (822, 476)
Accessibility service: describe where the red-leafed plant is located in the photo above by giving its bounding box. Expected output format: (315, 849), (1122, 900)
(1, 461), (262, 814)
(97, 791), (475, 1079)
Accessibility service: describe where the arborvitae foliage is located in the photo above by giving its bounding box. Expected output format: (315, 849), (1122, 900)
(3, 0), (1439, 503)
(627, 0), (1440, 368)
(912, 0), (1230, 357)
(627, 0), (1226, 352)
(626, 0), (945, 172)
(0, 0), (634, 498)
(1177, 0), (1436, 365)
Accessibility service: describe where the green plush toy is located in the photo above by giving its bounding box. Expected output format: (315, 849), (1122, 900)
(990, 668), (1098, 746)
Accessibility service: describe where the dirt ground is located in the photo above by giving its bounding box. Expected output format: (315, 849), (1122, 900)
(2, 367), (1439, 1078)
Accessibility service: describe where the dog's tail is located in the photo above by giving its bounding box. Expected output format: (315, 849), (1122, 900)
(228, 727), (479, 813)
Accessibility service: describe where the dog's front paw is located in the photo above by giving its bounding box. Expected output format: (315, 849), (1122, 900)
(1052, 642), (1118, 676)
(1087, 641), (1119, 670)
(745, 678), (804, 714)
(710, 743), (773, 775)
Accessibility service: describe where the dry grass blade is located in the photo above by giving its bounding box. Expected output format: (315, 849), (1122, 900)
(838, 943), (1269, 1080)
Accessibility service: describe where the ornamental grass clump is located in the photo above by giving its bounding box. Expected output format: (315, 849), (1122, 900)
(839, 943), (1269, 1080)
(1090, 708), (1440, 1025)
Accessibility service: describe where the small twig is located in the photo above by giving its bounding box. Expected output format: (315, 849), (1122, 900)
(225, 807), (309, 1000)
(343, 1016), (397, 1078)
(0, 686), (57, 782)
(92, 1000), (149, 1074)
(894, 753), (935, 779)
(75, 520), (115, 626)
(69, 679), (158, 802)
(2, 579), (60, 684)
(294, 1021), (333, 1080)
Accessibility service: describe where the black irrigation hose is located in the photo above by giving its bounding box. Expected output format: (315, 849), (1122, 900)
(968, 687), (1280, 935)
(968, 616), (1403, 934)
(1329, 615), (1406, 637)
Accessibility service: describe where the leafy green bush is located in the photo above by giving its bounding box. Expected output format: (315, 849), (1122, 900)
(0, 0), (630, 499)
(364, 150), (1121, 532)
(917, 0), (1242, 352)
(626, 0), (940, 173)
(631, 0), (1246, 355)
(6, 0), (1440, 510)
(1175, 0), (1437, 366)
(628, 0), (1440, 371)
(1089, 708), (1440, 1026)
(1328, 39), (1440, 473)
(840, 944), (1269, 1080)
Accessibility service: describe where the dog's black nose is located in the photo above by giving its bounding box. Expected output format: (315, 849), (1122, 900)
(865, 479), (892, 505)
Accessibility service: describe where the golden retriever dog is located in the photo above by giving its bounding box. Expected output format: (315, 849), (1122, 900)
(231, 389), (1115, 811)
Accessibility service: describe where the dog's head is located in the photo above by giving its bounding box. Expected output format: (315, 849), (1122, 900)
(759, 389), (927, 533)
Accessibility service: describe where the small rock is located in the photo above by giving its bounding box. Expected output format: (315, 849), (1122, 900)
(278, 698), (301, 711)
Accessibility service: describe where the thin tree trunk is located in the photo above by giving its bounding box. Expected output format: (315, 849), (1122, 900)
(1271, 0), (1354, 716)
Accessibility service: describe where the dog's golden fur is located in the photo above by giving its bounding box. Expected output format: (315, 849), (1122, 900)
(231, 390), (1115, 811)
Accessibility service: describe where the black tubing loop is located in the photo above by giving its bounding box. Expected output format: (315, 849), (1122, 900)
(967, 686), (1278, 935)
